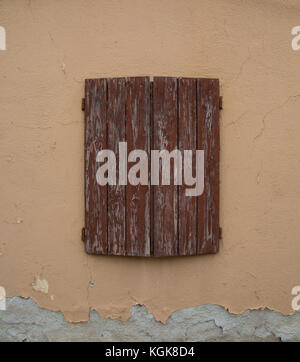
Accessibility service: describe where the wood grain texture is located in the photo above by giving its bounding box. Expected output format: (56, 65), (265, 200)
(152, 77), (178, 257)
(84, 76), (220, 257)
(107, 78), (126, 255)
(126, 77), (151, 256)
(178, 78), (197, 256)
(150, 81), (154, 256)
(85, 78), (107, 254)
(197, 78), (220, 254)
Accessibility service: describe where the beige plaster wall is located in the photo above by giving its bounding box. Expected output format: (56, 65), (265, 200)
(0, 0), (300, 322)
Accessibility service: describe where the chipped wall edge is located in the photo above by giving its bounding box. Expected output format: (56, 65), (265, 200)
(0, 297), (300, 342)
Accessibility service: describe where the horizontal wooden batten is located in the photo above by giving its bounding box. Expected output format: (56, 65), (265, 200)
(84, 77), (220, 257)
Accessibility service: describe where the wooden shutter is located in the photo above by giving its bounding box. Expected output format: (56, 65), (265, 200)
(84, 77), (220, 256)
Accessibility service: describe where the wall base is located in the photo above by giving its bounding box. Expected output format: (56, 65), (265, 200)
(0, 297), (299, 342)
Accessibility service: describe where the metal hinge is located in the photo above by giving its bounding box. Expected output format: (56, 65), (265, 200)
(219, 96), (223, 110)
(81, 98), (85, 111)
(81, 227), (86, 242)
(219, 227), (222, 239)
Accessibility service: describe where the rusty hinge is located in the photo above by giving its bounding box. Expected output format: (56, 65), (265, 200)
(81, 227), (86, 242)
(219, 96), (223, 110)
(81, 98), (85, 111)
(219, 227), (222, 239)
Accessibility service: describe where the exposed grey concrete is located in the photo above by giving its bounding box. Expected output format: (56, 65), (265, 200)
(0, 297), (300, 341)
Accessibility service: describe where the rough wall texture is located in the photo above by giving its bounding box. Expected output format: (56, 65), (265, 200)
(0, 0), (300, 326)
(1, 297), (300, 342)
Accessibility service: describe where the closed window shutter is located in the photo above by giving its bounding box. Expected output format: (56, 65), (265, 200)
(84, 77), (220, 256)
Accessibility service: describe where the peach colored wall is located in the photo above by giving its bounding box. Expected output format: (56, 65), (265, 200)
(0, 0), (300, 322)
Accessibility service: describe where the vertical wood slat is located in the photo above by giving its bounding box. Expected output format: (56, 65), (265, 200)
(85, 79), (107, 254)
(126, 77), (151, 256)
(153, 77), (178, 257)
(178, 78), (197, 256)
(150, 81), (154, 256)
(197, 78), (220, 254)
(107, 78), (126, 255)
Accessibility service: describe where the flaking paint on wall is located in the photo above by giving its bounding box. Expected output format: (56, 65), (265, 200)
(0, 0), (300, 323)
(32, 276), (49, 294)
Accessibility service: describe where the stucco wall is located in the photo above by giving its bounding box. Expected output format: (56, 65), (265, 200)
(2, 297), (300, 341)
(0, 0), (300, 323)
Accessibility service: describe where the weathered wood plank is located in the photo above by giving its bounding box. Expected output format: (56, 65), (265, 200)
(107, 78), (126, 255)
(126, 77), (151, 256)
(153, 77), (178, 257)
(197, 78), (220, 254)
(150, 81), (154, 256)
(178, 78), (197, 256)
(85, 78), (107, 254)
